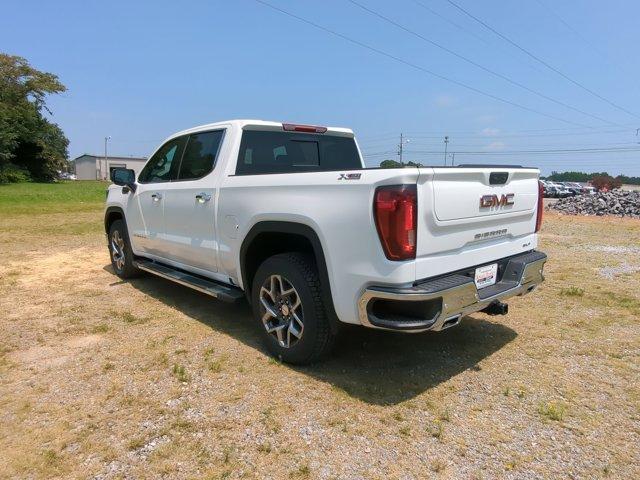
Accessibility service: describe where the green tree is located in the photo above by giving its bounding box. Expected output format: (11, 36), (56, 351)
(615, 174), (640, 185)
(379, 159), (424, 168)
(0, 53), (68, 182)
(380, 159), (402, 168)
(546, 170), (640, 186)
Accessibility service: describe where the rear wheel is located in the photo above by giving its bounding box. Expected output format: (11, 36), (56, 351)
(251, 253), (335, 364)
(108, 219), (139, 279)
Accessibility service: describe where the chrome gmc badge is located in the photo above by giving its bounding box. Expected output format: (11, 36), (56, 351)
(480, 193), (515, 208)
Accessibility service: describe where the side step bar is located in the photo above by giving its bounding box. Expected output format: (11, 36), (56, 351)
(134, 259), (245, 303)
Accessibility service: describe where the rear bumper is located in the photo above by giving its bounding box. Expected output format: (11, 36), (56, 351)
(357, 250), (547, 332)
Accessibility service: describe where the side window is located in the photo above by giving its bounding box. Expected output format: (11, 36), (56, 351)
(138, 136), (186, 183)
(177, 130), (224, 181)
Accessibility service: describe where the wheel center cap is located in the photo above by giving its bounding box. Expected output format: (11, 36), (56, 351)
(281, 304), (290, 316)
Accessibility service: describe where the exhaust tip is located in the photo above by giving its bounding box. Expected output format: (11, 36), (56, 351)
(441, 315), (462, 329)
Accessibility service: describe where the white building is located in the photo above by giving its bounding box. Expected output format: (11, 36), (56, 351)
(72, 154), (148, 180)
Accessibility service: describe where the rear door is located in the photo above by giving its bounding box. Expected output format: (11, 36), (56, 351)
(162, 129), (226, 273)
(414, 167), (540, 279)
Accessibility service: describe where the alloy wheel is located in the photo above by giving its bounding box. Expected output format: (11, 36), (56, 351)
(111, 230), (126, 271)
(259, 274), (304, 348)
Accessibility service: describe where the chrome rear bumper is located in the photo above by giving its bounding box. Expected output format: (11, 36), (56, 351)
(357, 250), (547, 332)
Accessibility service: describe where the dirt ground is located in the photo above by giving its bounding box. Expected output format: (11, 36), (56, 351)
(1, 200), (639, 479)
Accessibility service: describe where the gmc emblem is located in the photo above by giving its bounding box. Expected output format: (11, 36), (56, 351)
(479, 193), (515, 208)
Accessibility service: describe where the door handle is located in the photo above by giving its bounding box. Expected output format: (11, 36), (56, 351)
(195, 192), (212, 203)
(151, 193), (162, 201)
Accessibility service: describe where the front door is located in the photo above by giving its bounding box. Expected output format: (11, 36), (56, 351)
(162, 129), (225, 273)
(127, 135), (186, 258)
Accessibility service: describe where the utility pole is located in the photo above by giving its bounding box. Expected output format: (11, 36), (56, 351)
(103, 136), (111, 180)
(398, 133), (409, 166)
(451, 152), (455, 166)
(443, 136), (449, 166)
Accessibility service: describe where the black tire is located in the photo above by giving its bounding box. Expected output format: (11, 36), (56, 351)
(108, 219), (140, 279)
(251, 252), (335, 364)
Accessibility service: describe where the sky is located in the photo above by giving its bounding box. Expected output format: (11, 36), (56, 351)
(2, 0), (640, 176)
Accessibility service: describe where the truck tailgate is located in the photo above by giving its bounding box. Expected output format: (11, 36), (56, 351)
(432, 168), (538, 221)
(414, 167), (540, 281)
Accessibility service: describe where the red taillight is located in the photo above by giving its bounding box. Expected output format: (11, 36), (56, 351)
(374, 185), (417, 261)
(282, 123), (328, 134)
(535, 180), (544, 232)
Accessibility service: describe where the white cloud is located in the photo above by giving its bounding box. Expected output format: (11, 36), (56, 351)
(481, 127), (500, 137)
(485, 141), (506, 151)
(434, 94), (457, 107)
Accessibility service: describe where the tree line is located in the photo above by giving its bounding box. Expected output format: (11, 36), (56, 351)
(0, 53), (69, 183)
(545, 171), (640, 186)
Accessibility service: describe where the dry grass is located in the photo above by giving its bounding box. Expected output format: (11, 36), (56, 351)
(1, 183), (639, 479)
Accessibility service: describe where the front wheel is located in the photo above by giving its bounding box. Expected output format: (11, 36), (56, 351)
(251, 253), (335, 364)
(108, 219), (139, 279)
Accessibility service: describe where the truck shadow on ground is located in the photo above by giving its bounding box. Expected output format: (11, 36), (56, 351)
(120, 269), (517, 406)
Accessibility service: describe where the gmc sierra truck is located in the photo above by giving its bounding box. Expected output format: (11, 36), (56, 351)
(105, 119), (547, 364)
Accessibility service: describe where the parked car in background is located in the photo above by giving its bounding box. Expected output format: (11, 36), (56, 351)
(544, 185), (557, 198)
(542, 182), (554, 198)
(552, 183), (573, 197)
(544, 185), (568, 198)
(560, 183), (581, 196)
(566, 182), (586, 193)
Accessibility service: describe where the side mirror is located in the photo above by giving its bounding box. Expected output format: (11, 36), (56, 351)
(111, 168), (136, 192)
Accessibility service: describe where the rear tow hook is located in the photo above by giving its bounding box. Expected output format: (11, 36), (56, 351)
(481, 301), (509, 316)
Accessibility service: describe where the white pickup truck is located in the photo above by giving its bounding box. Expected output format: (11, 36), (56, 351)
(105, 119), (546, 364)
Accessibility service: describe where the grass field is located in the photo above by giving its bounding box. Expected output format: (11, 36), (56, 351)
(1, 182), (639, 479)
(0, 180), (108, 215)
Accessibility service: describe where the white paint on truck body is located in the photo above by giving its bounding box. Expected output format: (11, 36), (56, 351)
(107, 119), (541, 326)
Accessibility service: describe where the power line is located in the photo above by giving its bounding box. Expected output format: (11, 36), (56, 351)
(363, 146), (640, 155)
(398, 146), (640, 155)
(359, 128), (635, 143)
(533, 0), (631, 78)
(357, 124), (639, 140)
(252, 0), (593, 128)
(363, 141), (640, 151)
(411, 0), (492, 47)
(444, 0), (640, 120)
(348, 0), (619, 126)
(412, 0), (550, 79)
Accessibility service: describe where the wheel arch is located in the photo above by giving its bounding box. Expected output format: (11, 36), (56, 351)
(240, 221), (339, 332)
(104, 206), (126, 234)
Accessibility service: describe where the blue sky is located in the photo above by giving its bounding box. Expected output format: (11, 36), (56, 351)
(3, 0), (639, 175)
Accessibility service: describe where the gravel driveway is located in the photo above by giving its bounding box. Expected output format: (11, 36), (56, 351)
(1, 207), (639, 479)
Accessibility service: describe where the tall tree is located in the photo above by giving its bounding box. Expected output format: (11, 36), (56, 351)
(0, 53), (68, 181)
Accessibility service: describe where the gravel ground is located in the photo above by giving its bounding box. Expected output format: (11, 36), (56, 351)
(1, 208), (639, 479)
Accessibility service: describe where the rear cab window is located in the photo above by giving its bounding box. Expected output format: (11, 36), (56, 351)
(236, 130), (361, 175)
